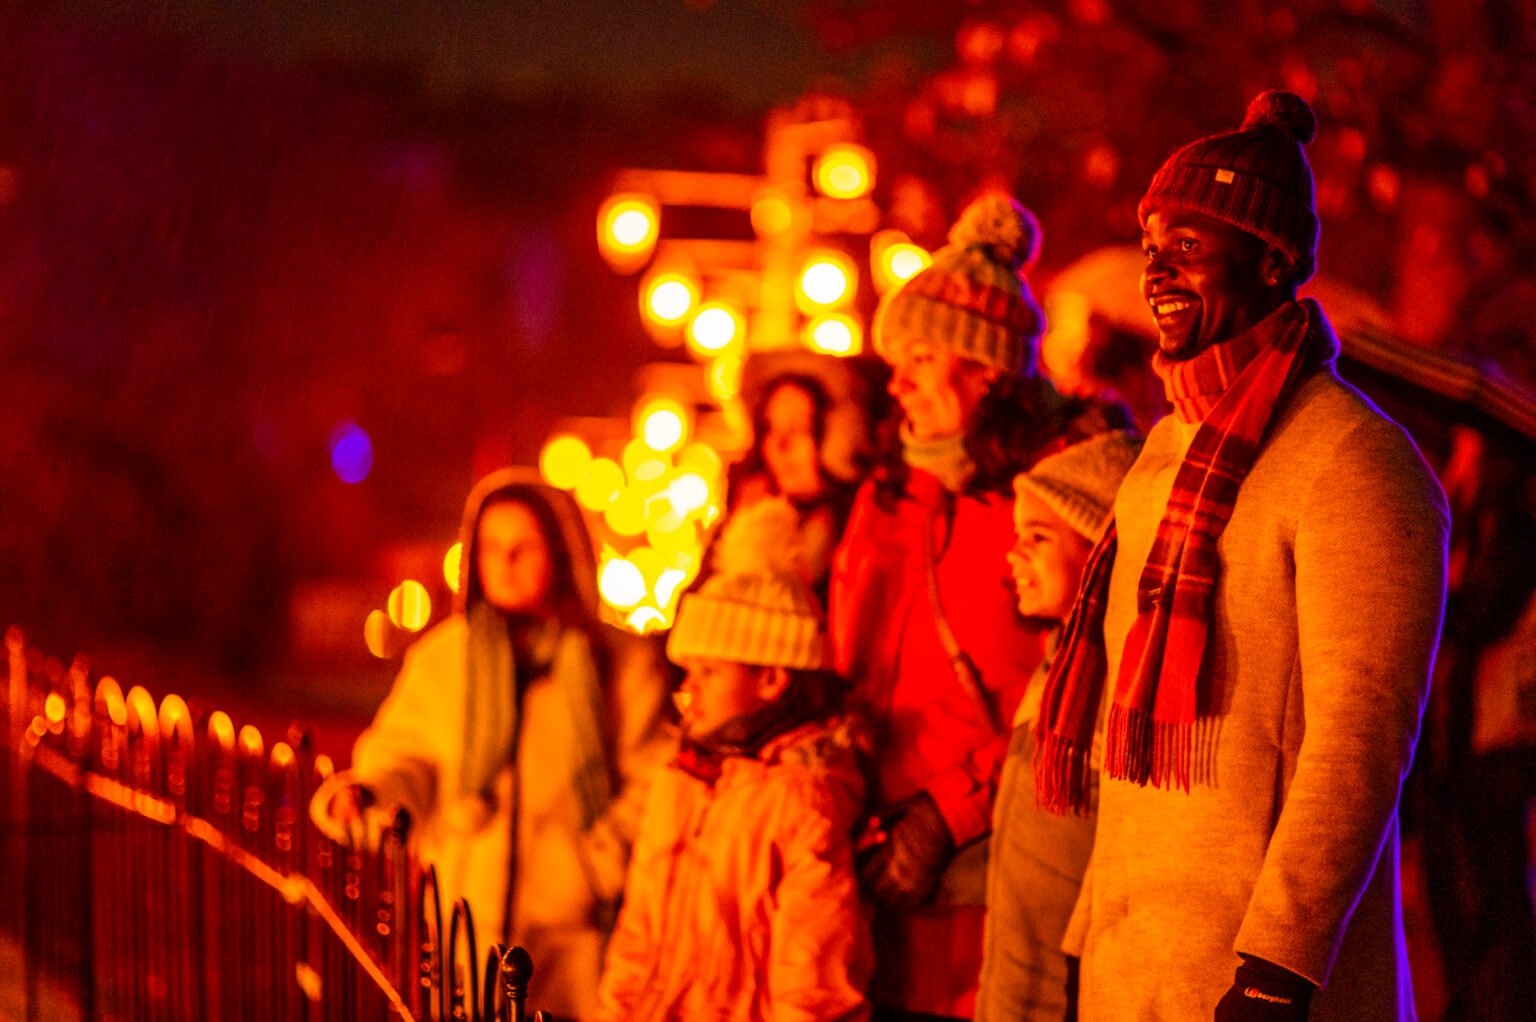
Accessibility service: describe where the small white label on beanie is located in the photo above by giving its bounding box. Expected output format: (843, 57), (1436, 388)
(1215, 168), (1235, 184)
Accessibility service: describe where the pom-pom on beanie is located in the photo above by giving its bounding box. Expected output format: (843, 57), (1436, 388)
(666, 498), (830, 670)
(1013, 431), (1141, 542)
(1139, 90), (1320, 283)
(873, 193), (1045, 375)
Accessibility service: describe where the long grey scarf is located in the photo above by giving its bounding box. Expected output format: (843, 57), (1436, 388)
(460, 602), (612, 829)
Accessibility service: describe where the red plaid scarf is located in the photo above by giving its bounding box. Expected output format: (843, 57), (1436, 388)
(1035, 300), (1338, 814)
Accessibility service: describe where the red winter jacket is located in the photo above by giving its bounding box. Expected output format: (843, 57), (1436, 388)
(829, 467), (1047, 1014)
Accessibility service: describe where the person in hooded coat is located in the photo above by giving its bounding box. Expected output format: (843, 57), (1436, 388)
(311, 468), (671, 1017)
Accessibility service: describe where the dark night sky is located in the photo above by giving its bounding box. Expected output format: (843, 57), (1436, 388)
(52, 0), (843, 112)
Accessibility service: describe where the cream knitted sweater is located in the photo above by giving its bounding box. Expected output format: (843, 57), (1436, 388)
(1065, 367), (1448, 1020)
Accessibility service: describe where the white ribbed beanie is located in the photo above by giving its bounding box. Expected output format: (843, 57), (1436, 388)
(666, 498), (829, 670)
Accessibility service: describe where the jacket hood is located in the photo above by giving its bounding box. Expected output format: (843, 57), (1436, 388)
(456, 467), (599, 618)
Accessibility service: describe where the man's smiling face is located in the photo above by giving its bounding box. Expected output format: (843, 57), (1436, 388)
(1141, 208), (1281, 361)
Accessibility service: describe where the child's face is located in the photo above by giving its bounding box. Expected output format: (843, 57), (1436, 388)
(1006, 489), (1095, 622)
(674, 658), (776, 739)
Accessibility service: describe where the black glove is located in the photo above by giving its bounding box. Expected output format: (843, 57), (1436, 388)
(856, 792), (956, 910)
(1063, 954), (1080, 1022)
(1214, 955), (1314, 1022)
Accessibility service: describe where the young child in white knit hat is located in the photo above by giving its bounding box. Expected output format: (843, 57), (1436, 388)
(594, 498), (873, 1022)
(976, 430), (1140, 1022)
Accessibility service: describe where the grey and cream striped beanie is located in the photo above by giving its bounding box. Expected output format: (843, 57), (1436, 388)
(872, 193), (1045, 375)
(666, 498), (829, 670)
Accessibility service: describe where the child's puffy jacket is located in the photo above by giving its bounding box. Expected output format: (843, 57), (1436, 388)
(595, 718), (873, 1022)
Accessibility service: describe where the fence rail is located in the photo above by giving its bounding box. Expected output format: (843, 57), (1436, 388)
(2, 626), (546, 1021)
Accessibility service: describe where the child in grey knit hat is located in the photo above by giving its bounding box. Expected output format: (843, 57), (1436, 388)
(977, 430), (1140, 1022)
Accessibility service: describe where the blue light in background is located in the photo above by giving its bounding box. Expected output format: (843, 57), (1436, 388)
(329, 421), (374, 484)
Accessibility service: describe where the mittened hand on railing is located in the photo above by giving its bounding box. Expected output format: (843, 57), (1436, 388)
(855, 791), (956, 910)
(309, 771), (382, 847)
(1214, 955), (1315, 1022)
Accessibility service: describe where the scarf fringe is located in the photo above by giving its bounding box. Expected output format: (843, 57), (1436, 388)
(1033, 730), (1093, 817)
(1105, 703), (1193, 793)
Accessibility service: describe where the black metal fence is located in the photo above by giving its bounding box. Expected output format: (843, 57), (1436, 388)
(2, 626), (546, 1021)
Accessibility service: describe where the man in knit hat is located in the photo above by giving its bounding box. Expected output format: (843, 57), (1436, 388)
(596, 498), (872, 1022)
(1032, 92), (1448, 1020)
(977, 431), (1139, 1022)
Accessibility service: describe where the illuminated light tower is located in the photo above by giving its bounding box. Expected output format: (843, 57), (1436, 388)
(597, 193), (661, 273)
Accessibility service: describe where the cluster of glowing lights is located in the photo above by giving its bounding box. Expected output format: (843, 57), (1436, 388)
(597, 193), (660, 271)
(813, 144), (876, 200)
(796, 250), (857, 313)
(804, 313), (863, 356)
(540, 418), (724, 633)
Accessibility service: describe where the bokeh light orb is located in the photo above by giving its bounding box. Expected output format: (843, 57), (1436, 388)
(329, 421), (374, 484)
(387, 580), (431, 632)
(599, 558), (647, 609)
(813, 144), (876, 200)
(443, 542), (463, 593)
(540, 434), (592, 490)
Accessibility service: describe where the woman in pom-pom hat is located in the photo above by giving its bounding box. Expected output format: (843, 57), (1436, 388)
(827, 193), (1129, 1019)
(1034, 91), (1447, 1021)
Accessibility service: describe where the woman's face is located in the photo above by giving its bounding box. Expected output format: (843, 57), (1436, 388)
(760, 383), (824, 501)
(475, 501), (554, 615)
(885, 337), (993, 438)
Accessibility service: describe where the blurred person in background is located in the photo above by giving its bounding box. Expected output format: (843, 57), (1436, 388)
(725, 351), (880, 601)
(310, 468), (670, 1018)
(830, 193), (1128, 1020)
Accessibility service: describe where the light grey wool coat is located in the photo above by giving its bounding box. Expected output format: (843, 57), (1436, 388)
(1064, 364), (1449, 1020)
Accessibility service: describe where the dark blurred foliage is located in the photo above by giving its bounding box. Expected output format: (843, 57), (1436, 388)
(807, 0), (1536, 351)
(0, 7), (762, 678)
